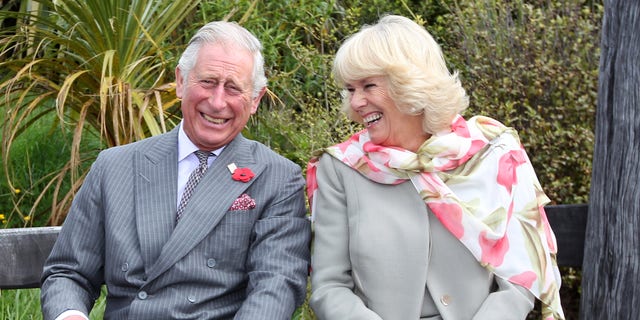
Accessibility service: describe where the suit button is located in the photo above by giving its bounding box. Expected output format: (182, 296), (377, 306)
(187, 295), (196, 303)
(138, 291), (148, 300)
(121, 263), (129, 272)
(207, 258), (217, 268)
(440, 294), (451, 306)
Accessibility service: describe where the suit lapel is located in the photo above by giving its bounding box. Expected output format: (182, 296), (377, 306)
(134, 129), (179, 271)
(144, 134), (266, 284)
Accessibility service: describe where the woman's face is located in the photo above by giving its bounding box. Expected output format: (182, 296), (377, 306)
(346, 76), (428, 151)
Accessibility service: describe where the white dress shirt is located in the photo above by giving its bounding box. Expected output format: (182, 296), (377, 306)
(176, 121), (224, 208)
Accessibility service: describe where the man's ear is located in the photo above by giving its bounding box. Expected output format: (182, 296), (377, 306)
(250, 87), (267, 114)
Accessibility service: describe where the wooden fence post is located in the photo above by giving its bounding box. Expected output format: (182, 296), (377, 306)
(580, 1), (640, 318)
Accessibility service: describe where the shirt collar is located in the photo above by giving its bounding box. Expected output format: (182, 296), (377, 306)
(177, 121), (225, 162)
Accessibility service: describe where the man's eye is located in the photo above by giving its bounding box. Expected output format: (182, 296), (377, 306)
(226, 86), (242, 94)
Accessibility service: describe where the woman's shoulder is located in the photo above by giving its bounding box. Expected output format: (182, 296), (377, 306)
(317, 152), (355, 175)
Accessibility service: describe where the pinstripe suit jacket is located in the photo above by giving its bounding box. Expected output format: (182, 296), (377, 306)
(41, 128), (311, 320)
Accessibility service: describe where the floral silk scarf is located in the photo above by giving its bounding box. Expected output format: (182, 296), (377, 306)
(306, 115), (565, 320)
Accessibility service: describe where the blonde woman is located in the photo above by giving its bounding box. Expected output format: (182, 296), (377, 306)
(307, 15), (564, 320)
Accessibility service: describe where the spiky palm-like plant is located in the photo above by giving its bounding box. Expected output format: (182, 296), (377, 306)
(1, 0), (201, 225)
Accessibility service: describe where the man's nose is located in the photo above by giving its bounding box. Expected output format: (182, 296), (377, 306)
(208, 85), (226, 109)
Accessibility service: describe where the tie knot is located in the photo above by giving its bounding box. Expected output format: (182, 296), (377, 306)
(194, 150), (210, 166)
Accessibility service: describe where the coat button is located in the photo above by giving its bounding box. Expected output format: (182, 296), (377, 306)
(138, 291), (148, 300)
(187, 295), (196, 303)
(121, 263), (129, 272)
(440, 294), (451, 306)
(207, 258), (217, 268)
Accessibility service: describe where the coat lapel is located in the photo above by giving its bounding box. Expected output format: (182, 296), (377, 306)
(134, 128), (180, 271)
(144, 134), (266, 284)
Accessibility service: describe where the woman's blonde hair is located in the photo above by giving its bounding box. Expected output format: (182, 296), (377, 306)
(333, 15), (468, 134)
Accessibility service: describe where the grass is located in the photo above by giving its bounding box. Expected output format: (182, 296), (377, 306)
(0, 284), (315, 319)
(0, 289), (40, 320)
(0, 288), (107, 320)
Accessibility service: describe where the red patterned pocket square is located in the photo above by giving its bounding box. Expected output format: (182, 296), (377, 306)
(229, 193), (256, 211)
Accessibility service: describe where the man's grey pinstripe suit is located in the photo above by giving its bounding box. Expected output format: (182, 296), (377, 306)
(41, 127), (311, 319)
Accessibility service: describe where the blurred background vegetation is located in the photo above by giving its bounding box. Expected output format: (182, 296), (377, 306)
(1, 0), (602, 319)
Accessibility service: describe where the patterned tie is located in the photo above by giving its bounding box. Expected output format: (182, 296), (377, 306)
(176, 150), (210, 221)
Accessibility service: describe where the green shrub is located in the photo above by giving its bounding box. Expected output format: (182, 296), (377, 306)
(442, 0), (601, 204)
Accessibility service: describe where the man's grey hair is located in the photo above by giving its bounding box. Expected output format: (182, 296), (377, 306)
(177, 21), (267, 99)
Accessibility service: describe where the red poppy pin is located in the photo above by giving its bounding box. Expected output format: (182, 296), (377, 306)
(228, 163), (254, 182)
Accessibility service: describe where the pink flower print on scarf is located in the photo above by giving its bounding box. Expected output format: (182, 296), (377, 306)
(479, 229), (510, 267)
(497, 149), (528, 193)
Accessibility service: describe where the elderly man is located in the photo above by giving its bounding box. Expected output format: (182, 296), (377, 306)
(41, 21), (311, 320)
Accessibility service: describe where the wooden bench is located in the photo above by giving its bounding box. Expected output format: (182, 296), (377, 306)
(544, 204), (588, 267)
(0, 204), (588, 290)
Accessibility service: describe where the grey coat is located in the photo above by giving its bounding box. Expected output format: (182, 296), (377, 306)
(310, 155), (534, 320)
(41, 128), (311, 320)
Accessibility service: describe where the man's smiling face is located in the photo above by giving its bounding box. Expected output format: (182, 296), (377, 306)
(176, 42), (265, 151)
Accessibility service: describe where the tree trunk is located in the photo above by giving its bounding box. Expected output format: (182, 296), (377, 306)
(580, 1), (640, 319)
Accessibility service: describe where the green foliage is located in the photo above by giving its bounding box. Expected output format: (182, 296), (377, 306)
(1, 0), (200, 224)
(442, 0), (601, 204)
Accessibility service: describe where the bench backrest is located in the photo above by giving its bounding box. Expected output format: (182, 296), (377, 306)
(0, 226), (61, 289)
